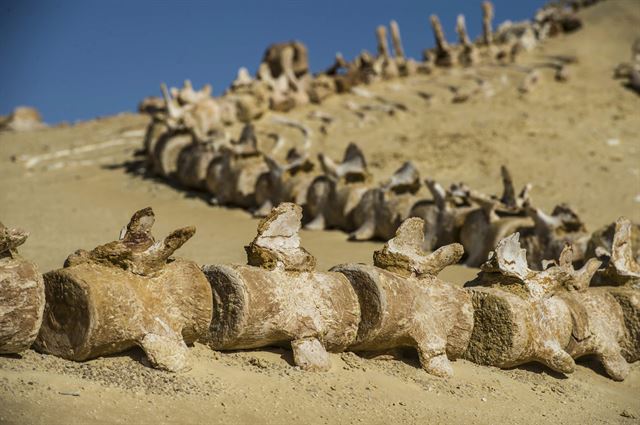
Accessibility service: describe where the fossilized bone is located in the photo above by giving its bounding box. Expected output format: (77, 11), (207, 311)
(459, 166), (534, 267)
(350, 162), (424, 241)
(587, 219), (640, 265)
(389, 20), (405, 59)
(456, 15), (479, 67)
(376, 25), (390, 59)
(333, 217), (473, 378)
(254, 149), (318, 217)
(203, 203), (360, 371)
(150, 130), (194, 178)
(481, 1), (494, 46)
(35, 208), (212, 372)
(175, 138), (219, 190)
(429, 15), (455, 67)
(160, 82), (222, 141)
(464, 233), (631, 381)
(304, 143), (372, 231)
(0, 223), (45, 354)
(206, 124), (269, 208)
(521, 204), (590, 270)
(590, 217), (640, 363)
(409, 180), (476, 252)
(308, 74), (337, 104)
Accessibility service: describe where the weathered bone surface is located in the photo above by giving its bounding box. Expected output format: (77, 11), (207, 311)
(207, 125), (268, 208)
(175, 139), (218, 190)
(151, 130), (194, 178)
(0, 223), (45, 354)
(203, 203), (360, 371)
(254, 149), (317, 218)
(459, 166), (533, 267)
(410, 180), (476, 252)
(590, 217), (640, 363)
(304, 143), (372, 231)
(35, 208), (212, 372)
(350, 162), (423, 241)
(456, 15), (479, 66)
(464, 233), (631, 381)
(333, 218), (473, 378)
(522, 204), (590, 270)
(376, 25), (390, 59)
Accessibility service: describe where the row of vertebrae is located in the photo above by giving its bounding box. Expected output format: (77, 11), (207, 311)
(139, 1), (593, 135)
(144, 123), (639, 274)
(4, 203), (636, 381)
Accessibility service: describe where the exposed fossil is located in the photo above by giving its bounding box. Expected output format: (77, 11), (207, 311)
(0, 222), (45, 354)
(35, 208), (212, 372)
(203, 203), (360, 371)
(350, 162), (424, 241)
(590, 217), (640, 363)
(334, 217), (473, 378)
(254, 148), (318, 218)
(465, 233), (631, 381)
(304, 143), (372, 232)
(459, 166), (533, 267)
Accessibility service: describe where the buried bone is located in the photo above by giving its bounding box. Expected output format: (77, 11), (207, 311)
(202, 203), (360, 371)
(0, 223), (45, 354)
(464, 233), (631, 381)
(35, 208), (212, 372)
(333, 217), (473, 378)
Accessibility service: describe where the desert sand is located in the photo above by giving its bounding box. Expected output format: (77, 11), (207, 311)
(0, 1), (639, 424)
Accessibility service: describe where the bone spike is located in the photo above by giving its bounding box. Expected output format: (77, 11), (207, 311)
(482, 1), (494, 45)
(425, 179), (447, 209)
(430, 15), (449, 52)
(160, 83), (181, 119)
(611, 218), (640, 279)
(500, 165), (517, 208)
(386, 161), (421, 194)
(0, 222), (29, 256)
(456, 14), (472, 46)
(483, 232), (531, 281)
(245, 203), (316, 271)
(373, 217), (463, 277)
(150, 226), (197, 266)
(376, 25), (390, 58)
(389, 20), (405, 59)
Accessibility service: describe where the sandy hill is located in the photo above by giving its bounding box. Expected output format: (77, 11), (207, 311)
(0, 1), (639, 424)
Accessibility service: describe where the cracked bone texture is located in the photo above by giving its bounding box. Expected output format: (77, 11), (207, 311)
(35, 208), (212, 372)
(0, 222), (45, 354)
(464, 233), (632, 381)
(589, 217), (640, 363)
(203, 203), (360, 371)
(333, 217), (473, 378)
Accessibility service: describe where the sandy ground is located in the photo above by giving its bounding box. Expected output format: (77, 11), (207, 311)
(1, 1), (639, 424)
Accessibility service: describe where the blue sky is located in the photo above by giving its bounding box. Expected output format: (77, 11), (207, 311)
(0, 0), (544, 123)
